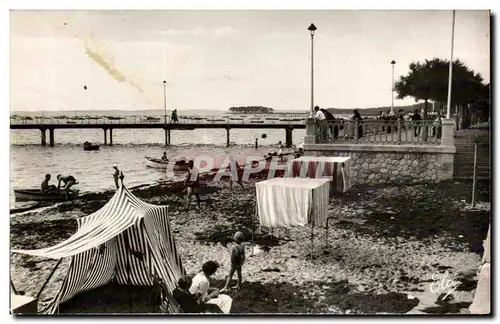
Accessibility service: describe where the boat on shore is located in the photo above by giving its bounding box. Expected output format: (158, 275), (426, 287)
(14, 189), (80, 202)
(144, 156), (189, 171)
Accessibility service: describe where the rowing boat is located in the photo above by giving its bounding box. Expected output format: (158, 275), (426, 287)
(144, 156), (190, 171)
(14, 189), (80, 202)
(83, 142), (100, 151)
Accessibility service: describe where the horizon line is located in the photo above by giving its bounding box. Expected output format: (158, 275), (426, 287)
(10, 103), (428, 114)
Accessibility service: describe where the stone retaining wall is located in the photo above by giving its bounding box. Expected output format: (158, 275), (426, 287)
(304, 144), (455, 186)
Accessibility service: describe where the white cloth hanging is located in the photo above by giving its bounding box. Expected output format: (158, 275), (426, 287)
(255, 178), (330, 228)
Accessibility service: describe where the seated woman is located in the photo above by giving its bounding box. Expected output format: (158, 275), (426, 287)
(189, 261), (232, 314)
(173, 276), (205, 313)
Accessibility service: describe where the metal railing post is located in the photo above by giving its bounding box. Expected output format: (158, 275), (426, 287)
(354, 120), (359, 143)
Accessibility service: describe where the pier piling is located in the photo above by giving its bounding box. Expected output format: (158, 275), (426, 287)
(226, 127), (230, 147)
(109, 128), (113, 146)
(40, 129), (46, 146)
(285, 127), (293, 148)
(49, 129), (54, 147)
(164, 128), (171, 147)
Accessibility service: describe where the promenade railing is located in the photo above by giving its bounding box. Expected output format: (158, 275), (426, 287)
(316, 119), (441, 145)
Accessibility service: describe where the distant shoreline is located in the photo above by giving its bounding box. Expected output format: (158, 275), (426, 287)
(10, 101), (433, 116)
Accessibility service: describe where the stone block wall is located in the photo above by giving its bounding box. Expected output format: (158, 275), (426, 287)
(304, 144), (455, 186)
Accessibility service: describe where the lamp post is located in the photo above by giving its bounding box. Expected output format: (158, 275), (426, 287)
(163, 80), (167, 124)
(390, 60), (396, 115)
(163, 80), (167, 147)
(446, 10), (456, 119)
(308, 23), (317, 117)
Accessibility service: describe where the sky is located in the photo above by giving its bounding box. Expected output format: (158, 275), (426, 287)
(10, 10), (490, 112)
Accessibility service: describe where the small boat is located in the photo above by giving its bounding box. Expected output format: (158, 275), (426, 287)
(145, 156), (189, 171)
(145, 116), (161, 121)
(83, 142), (100, 151)
(14, 189), (80, 202)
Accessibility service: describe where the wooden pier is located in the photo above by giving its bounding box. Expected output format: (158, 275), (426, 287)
(10, 116), (306, 147)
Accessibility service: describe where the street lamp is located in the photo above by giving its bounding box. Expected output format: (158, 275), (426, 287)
(308, 23), (317, 117)
(390, 60), (396, 115)
(163, 80), (167, 123)
(446, 10), (456, 119)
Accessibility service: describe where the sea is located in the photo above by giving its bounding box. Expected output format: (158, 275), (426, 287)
(11, 109), (342, 209)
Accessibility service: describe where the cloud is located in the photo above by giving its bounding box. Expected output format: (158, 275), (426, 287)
(155, 27), (207, 36)
(213, 26), (240, 37)
(153, 26), (239, 37)
(203, 75), (250, 83)
(269, 31), (289, 37)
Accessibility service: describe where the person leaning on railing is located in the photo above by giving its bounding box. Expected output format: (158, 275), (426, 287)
(352, 109), (363, 138)
(397, 109), (405, 131)
(314, 106), (328, 141)
(433, 114), (443, 138)
(321, 108), (338, 140)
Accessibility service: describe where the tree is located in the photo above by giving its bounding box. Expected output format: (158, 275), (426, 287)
(228, 106), (274, 114)
(394, 58), (484, 119)
(471, 83), (490, 123)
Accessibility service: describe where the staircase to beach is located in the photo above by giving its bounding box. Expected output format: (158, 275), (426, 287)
(453, 126), (491, 180)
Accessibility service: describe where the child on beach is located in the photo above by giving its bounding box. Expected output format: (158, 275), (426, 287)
(221, 231), (246, 292)
(228, 157), (244, 191)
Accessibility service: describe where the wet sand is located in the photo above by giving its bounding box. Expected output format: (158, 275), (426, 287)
(10, 176), (490, 314)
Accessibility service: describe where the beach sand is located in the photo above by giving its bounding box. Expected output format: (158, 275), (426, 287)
(10, 175), (490, 314)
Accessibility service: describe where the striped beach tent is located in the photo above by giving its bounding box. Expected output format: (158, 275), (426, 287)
(11, 184), (185, 314)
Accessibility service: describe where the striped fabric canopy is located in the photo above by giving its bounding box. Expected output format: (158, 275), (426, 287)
(12, 185), (185, 314)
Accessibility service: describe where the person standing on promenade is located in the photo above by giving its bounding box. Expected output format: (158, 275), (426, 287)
(398, 109), (405, 131)
(255, 138), (258, 150)
(352, 109), (363, 139)
(314, 106), (327, 141)
(411, 109), (422, 138)
(112, 164), (121, 189)
(171, 109), (179, 123)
